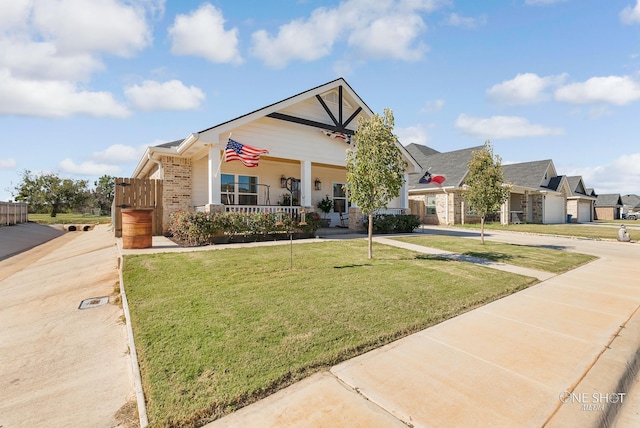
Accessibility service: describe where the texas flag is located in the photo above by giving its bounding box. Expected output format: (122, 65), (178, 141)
(419, 171), (446, 185)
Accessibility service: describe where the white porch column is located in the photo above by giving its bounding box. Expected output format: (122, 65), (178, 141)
(208, 144), (222, 205)
(300, 160), (312, 207)
(401, 172), (409, 210)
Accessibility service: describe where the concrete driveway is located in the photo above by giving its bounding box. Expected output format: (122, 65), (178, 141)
(0, 224), (135, 428)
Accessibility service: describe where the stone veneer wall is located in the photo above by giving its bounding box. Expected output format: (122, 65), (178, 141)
(531, 194), (543, 223)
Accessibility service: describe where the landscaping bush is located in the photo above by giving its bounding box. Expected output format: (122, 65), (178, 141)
(168, 210), (322, 246)
(364, 214), (420, 234)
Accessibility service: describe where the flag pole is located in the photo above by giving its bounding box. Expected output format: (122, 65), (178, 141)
(213, 133), (231, 178)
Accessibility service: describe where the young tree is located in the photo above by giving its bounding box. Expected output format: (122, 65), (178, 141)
(464, 141), (510, 244)
(346, 108), (407, 259)
(13, 170), (90, 217)
(93, 175), (115, 215)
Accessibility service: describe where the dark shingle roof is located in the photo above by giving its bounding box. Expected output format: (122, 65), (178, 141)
(502, 160), (552, 190)
(156, 139), (183, 149)
(407, 145), (483, 189)
(622, 194), (640, 208)
(595, 194), (622, 207)
(546, 175), (563, 192)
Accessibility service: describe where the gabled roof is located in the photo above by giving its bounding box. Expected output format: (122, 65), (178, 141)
(566, 176), (596, 199)
(586, 188), (597, 197)
(407, 145), (483, 189)
(133, 78), (422, 177)
(502, 159), (554, 190)
(595, 194), (623, 207)
(405, 143), (440, 167)
(622, 194), (640, 208)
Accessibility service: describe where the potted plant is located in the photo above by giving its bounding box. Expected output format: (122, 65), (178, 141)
(317, 195), (333, 227)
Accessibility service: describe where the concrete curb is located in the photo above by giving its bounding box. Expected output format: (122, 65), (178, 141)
(116, 240), (149, 428)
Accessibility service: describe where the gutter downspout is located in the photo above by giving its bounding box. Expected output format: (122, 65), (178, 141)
(443, 188), (449, 225)
(148, 153), (163, 179)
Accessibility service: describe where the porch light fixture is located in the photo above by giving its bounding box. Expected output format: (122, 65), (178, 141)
(280, 175), (287, 188)
(314, 178), (322, 191)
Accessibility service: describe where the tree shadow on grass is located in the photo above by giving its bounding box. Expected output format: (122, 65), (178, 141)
(333, 264), (373, 269)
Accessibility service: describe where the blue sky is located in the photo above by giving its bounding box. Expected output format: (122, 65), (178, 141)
(2, 0), (640, 202)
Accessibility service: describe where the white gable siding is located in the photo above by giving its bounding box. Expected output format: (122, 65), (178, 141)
(207, 117), (352, 166)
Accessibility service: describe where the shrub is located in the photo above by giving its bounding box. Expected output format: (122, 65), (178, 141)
(363, 214), (420, 234)
(168, 210), (322, 246)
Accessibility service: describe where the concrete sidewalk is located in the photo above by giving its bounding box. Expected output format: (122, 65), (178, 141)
(205, 229), (640, 427)
(0, 224), (135, 428)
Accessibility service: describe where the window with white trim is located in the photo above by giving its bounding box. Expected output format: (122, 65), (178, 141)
(333, 183), (348, 213)
(221, 174), (258, 205)
(425, 195), (436, 215)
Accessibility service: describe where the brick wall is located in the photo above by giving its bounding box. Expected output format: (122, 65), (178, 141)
(160, 156), (192, 231)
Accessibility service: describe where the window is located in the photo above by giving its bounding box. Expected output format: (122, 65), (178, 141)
(425, 195), (436, 215)
(221, 174), (258, 205)
(333, 183), (348, 213)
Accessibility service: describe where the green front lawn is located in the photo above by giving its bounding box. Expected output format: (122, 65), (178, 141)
(393, 235), (597, 273)
(123, 240), (539, 427)
(29, 213), (111, 224)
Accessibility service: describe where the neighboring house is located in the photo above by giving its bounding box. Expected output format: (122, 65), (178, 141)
(622, 194), (640, 216)
(407, 143), (571, 225)
(131, 78), (421, 233)
(406, 144), (482, 225)
(565, 176), (596, 223)
(594, 194), (623, 220)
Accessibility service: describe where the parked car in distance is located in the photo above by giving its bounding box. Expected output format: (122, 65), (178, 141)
(627, 212), (639, 220)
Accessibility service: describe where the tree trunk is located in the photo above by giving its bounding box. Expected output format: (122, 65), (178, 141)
(480, 216), (485, 244)
(368, 213), (373, 259)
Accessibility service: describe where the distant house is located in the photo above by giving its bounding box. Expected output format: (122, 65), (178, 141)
(131, 78), (421, 233)
(406, 144), (571, 225)
(565, 176), (596, 223)
(594, 194), (623, 220)
(622, 194), (640, 216)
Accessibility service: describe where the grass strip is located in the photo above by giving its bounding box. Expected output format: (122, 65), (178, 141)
(457, 222), (624, 240)
(123, 240), (537, 427)
(393, 235), (596, 273)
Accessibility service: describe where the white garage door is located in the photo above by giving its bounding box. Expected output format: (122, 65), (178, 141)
(544, 195), (565, 224)
(578, 202), (591, 222)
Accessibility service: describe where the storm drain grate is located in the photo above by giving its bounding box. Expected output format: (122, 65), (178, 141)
(78, 296), (109, 310)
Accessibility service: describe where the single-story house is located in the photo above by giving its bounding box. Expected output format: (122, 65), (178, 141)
(622, 194), (640, 216)
(595, 194), (623, 220)
(406, 143), (575, 225)
(565, 176), (596, 223)
(131, 78), (421, 233)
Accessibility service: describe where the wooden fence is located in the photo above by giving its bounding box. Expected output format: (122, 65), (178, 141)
(0, 202), (28, 225)
(113, 178), (163, 237)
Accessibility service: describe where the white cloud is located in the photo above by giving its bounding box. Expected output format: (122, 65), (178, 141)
(621, 0), (640, 25)
(348, 14), (428, 61)
(169, 4), (242, 64)
(555, 75), (640, 105)
(59, 158), (122, 176)
(93, 144), (145, 163)
(455, 114), (565, 139)
(562, 153), (640, 195)
(251, 0), (445, 68)
(251, 7), (342, 68)
(31, 0), (152, 57)
(396, 125), (431, 145)
(0, 158), (17, 170)
(0, 0), (158, 118)
(0, 69), (130, 118)
(125, 80), (205, 111)
(445, 13), (487, 28)
(420, 99), (445, 113)
(487, 73), (567, 105)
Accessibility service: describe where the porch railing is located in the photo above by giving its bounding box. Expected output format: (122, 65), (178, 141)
(372, 208), (405, 215)
(194, 205), (300, 216)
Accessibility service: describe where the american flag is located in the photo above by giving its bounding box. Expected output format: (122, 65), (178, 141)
(225, 138), (269, 168)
